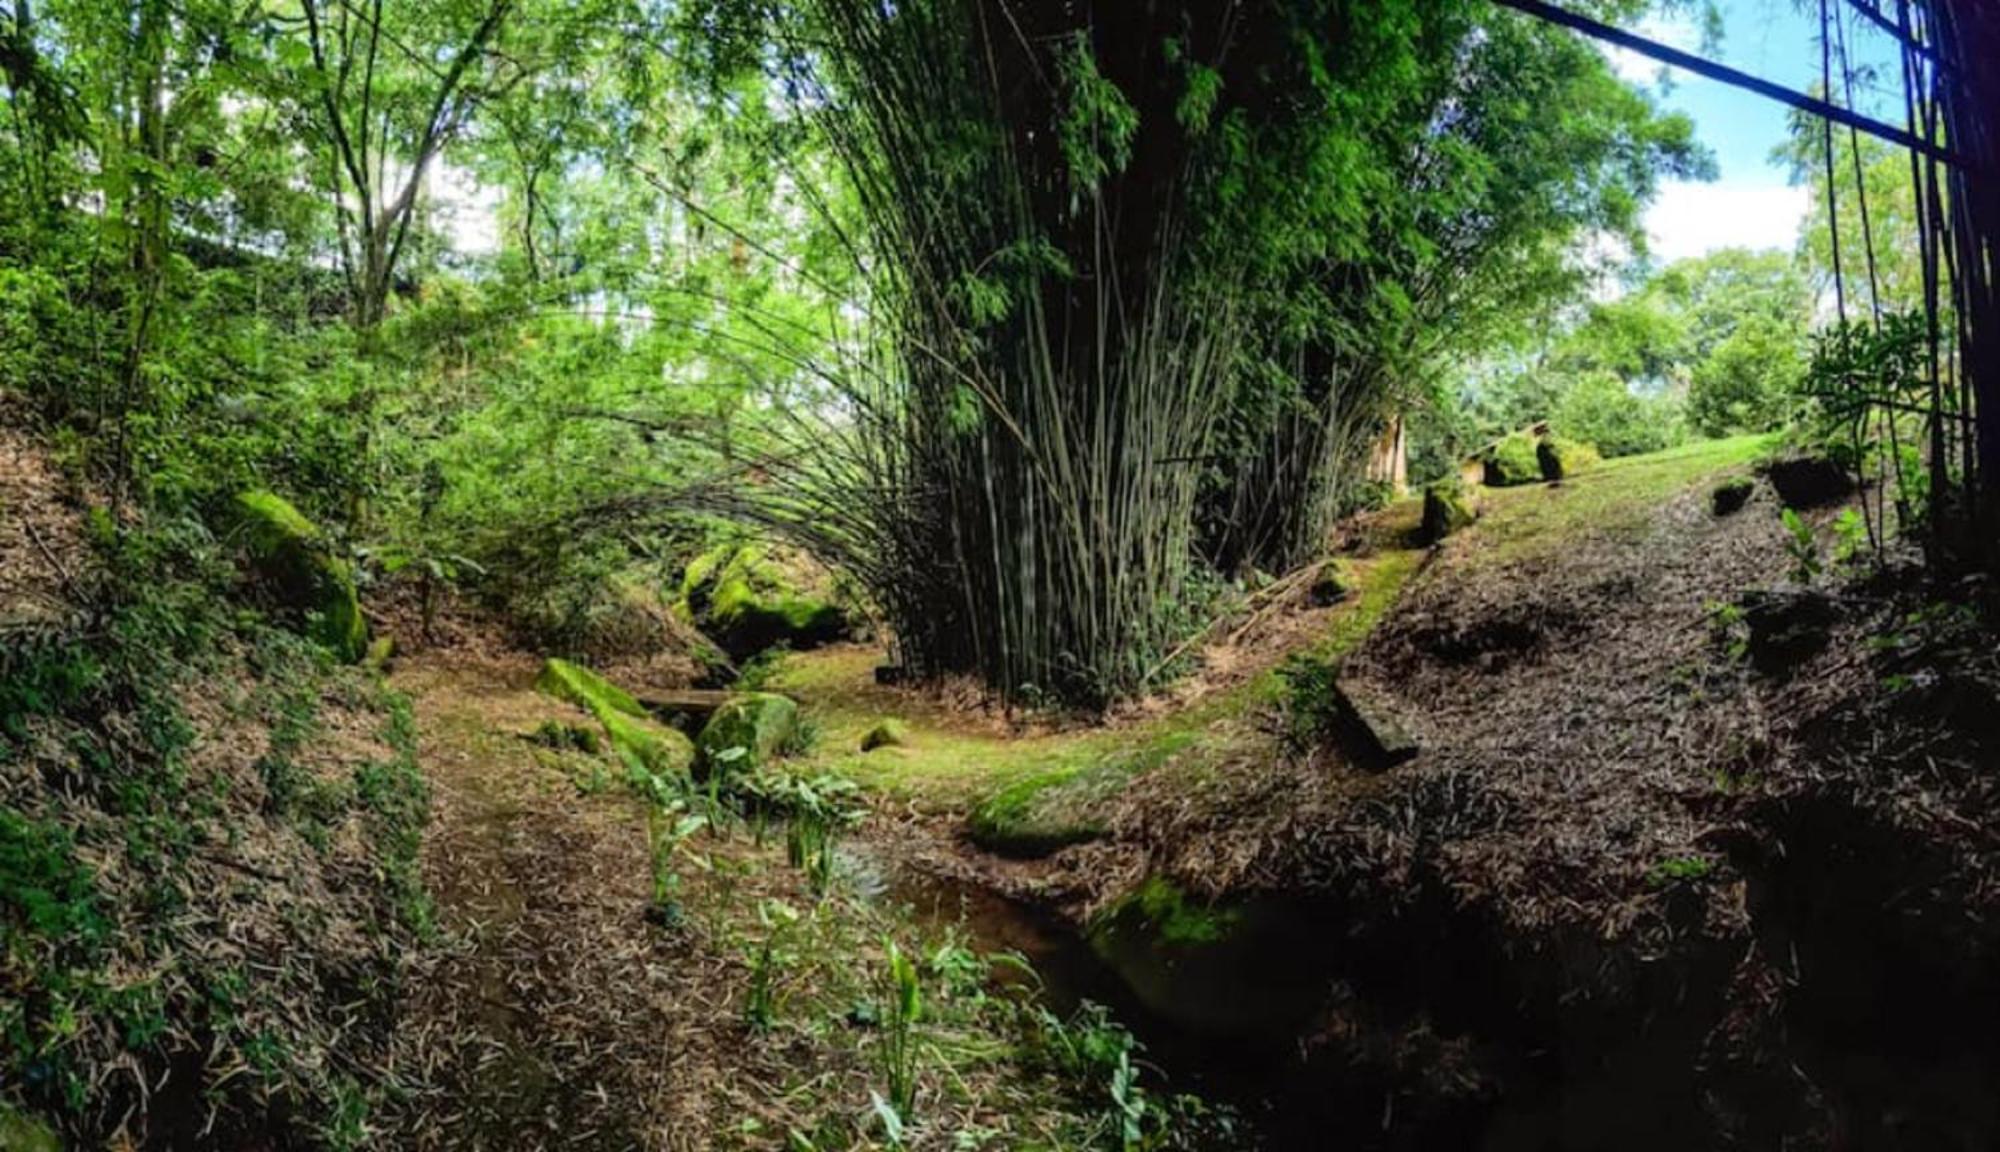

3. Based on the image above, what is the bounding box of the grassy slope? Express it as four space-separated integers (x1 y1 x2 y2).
774 434 1775 848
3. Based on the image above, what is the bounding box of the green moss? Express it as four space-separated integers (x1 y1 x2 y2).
696 692 800 777
1484 433 1544 487
860 718 909 751
1536 435 1600 481
234 490 368 662
1473 433 1776 567
677 543 850 661
535 658 647 719
967 768 1107 856
603 709 696 777
534 658 692 776
1421 481 1476 544
1106 875 1242 947
0 1101 60 1152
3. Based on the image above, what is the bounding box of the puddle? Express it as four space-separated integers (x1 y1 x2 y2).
841 843 1294 1135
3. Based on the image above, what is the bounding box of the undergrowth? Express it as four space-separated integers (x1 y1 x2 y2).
0 518 428 1147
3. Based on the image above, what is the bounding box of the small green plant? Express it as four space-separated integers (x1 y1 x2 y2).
1779 507 1822 584
1649 855 1714 887
778 712 821 757
1704 598 1750 663
745 899 801 1031
1831 507 1869 569
645 802 709 927
874 939 924 1135
742 770 865 895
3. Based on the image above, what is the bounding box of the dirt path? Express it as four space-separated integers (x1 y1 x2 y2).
385 654 737 1151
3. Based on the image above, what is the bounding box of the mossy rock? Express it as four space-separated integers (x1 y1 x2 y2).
0 1103 59 1152
534 658 693 777
1483 433 1544 487
1307 558 1359 607
968 770 1105 857
602 709 696 777
1536 435 1600 481
363 635 396 672
1085 876 1324 1036
536 657 647 719
1712 476 1756 516
234 490 368 662
1420 482 1477 545
696 692 799 778
860 718 909 752
676 543 851 662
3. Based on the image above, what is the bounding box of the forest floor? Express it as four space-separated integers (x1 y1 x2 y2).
382 652 1143 1152
754 431 2000 1147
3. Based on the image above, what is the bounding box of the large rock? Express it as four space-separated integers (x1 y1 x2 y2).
1761 455 1855 509
1483 433 1544 487
1331 678 1418 769
696 692 799 778
1536 435 1600 482
676 543 851 662
535 658 694 776
1085 876 1323 1037
234 490 367 662
1420 482 1477 545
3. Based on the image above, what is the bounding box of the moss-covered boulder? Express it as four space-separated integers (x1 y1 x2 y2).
860 718 909 752
1712 476 1756 516
234 490 367 662
535 658 694 777
1483 433 1544 487
1420 482 1477 545
696 692 799 778
0 1102 60 1152
537 657 646 718
675 543 851 662
1307 558 1358 607
1086 876 1323 1036
1536 435 1600 481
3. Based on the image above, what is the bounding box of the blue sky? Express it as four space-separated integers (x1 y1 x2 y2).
1621 0 1904 262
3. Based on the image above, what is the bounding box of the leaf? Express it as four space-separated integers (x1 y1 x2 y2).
869 1091 905 1144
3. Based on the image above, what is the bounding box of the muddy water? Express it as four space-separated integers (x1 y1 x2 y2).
840 844 1293 1134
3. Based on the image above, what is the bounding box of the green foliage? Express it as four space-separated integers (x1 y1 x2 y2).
1781 508 1823 585
1688 317 1804 437
0 812 108 957
645 802 709 925
1553 371 1687 459
1648 855 1714 886
875 939 924 1130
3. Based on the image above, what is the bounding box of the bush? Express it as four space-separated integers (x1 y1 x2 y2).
1554 371 1687 458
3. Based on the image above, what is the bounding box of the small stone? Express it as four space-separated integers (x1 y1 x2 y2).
860 719 909 751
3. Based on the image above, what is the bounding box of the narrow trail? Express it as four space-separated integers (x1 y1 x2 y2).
385 655 734 1152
